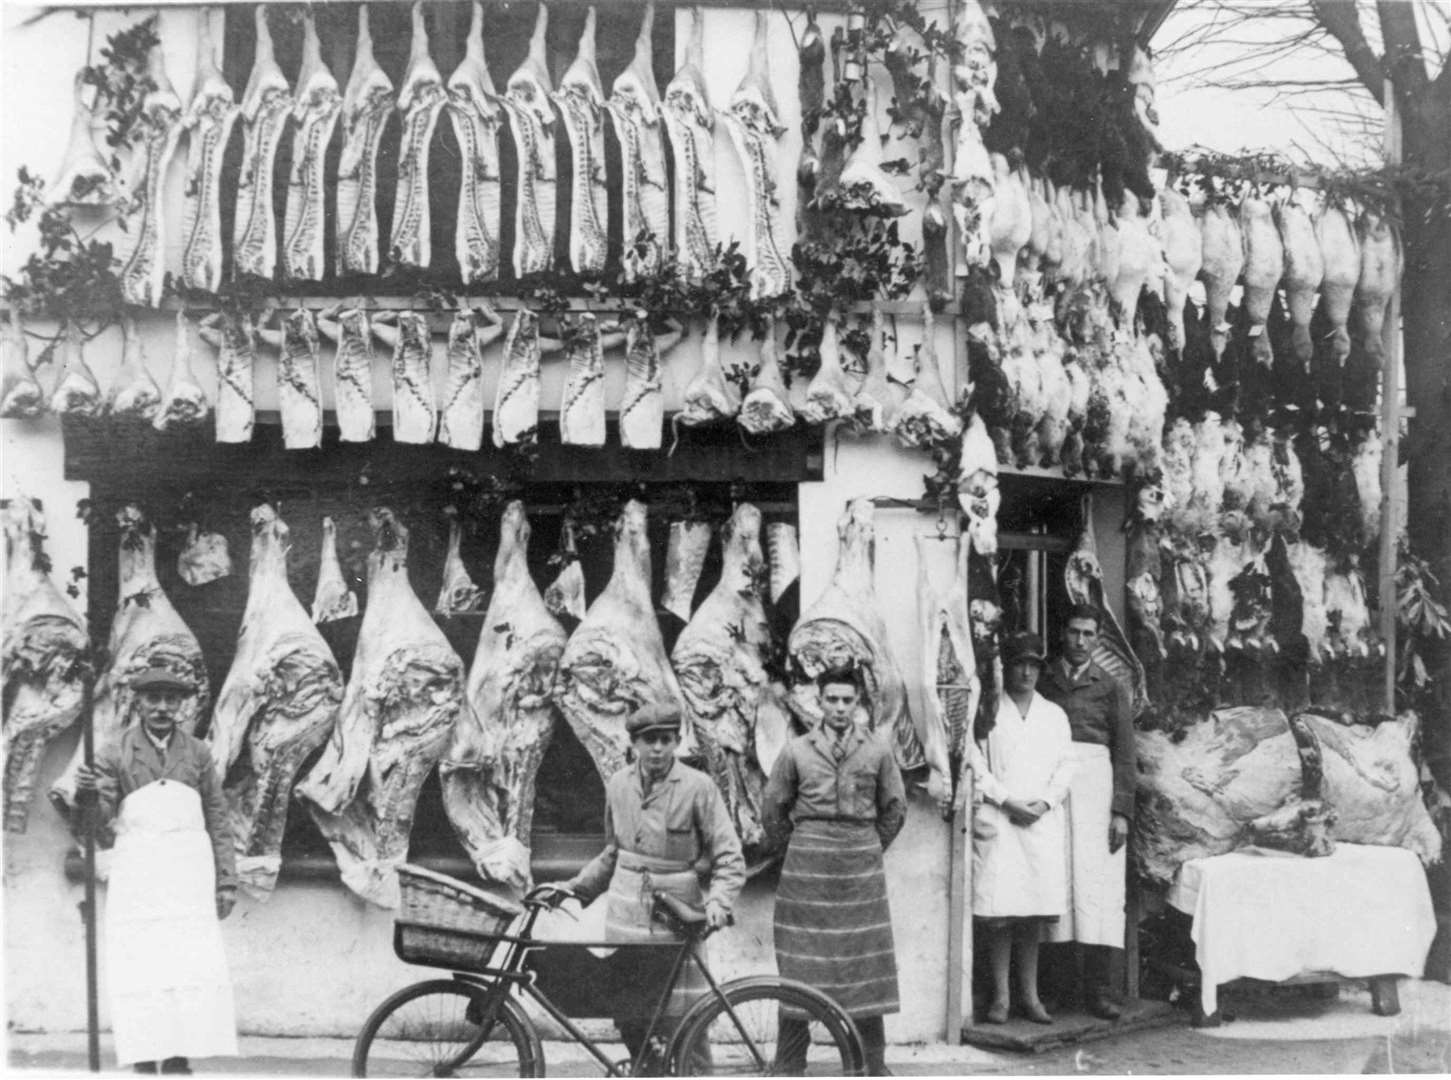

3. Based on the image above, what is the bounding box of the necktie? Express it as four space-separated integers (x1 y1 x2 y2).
833 732 848 763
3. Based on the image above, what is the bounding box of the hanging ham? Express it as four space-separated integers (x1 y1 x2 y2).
739 318 796 435
46 71 116 208
50 507 209 816
788 498 923 770
295 510 465 908
108 314 162 421
556 500 687 781
48 322 103 419
802 318 854 426
442 501 567 890
3 498 89 833
154 311 211 432
312 516 359 624
675 315 741 433
208 505 343 899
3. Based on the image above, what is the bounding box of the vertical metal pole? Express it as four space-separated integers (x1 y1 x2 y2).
76 674 100 1072
1379 80 1402 715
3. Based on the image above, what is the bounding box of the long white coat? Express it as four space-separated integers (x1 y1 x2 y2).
970 692 1076 918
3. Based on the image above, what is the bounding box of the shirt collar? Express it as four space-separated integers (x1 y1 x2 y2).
634 758 680 797
142 724 174 755
809 722 861 756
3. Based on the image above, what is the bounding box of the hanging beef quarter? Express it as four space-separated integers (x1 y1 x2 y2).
673 504 791 849
295 510 465 908
788 498 922 770
2 498 89 833
50 507 209 817
207 505 343 900
556 500 688 782
443 501 567 891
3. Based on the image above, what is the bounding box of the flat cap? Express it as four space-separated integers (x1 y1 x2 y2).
129 666 196 692
626 703 683 738
1003 631 1047 665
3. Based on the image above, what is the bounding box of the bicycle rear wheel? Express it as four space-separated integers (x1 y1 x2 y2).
352 978 543 1077
668 976 866 1076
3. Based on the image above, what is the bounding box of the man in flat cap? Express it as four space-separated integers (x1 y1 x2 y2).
554 702 745 1064
764 666 907 1076
75 667 238 1075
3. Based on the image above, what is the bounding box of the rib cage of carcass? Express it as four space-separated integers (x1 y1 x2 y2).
295 509 464 909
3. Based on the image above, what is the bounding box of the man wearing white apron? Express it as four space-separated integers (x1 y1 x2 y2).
76 667 238 1075
1039 605 1136 1021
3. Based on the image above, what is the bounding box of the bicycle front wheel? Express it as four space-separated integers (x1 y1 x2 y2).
351 978 544 1077
669 976 866 1076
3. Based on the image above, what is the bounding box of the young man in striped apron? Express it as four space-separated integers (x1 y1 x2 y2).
764 667 907 1077
561 703 745 1065
1038 605 1135 1020
74 667 238 1075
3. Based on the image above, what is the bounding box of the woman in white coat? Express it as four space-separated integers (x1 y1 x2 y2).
971 632 1076 1024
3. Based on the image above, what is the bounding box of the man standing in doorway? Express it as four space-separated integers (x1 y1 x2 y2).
1039 604 1136 1020
764 667 907 1077
74 667 238 1075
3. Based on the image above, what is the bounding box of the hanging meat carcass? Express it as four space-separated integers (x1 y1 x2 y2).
1159 187 1203 356
556 500 687 781
378 312 436 445
739 318 796 436
233 6 291 281
447 0 503 285
199 309 260 444
282 13 340 282
503 4 558 278
277 308 324 450
559 314 607 448
661 520 711 625
619 314 679 451
788 498 923 770
154 311 211 432
1315 203 1360 366
295 510 465 908
207 505 343 899
442 501 567 891
3 498 89 833
48 322 103 419
493 309 544 448
317 304 377 444
915 534 980 814
390 1 446 271
1065 507 1148 715
673 504 790 849
312 516 359 624
439 306 494 453
675 315 741 433
1286 541 1330 663
435 511 486 617
544 518 586 625
50 507 209 816
120 43 184 307
181 14 240 291
1354 210 1401 367
958 410 1000 555
1275 196 1324 369
46 71 116 208
336 5 394 277
1198 201 1244 364
1111 197 1156 326
802 318 854 426
109 314 162 421
554 8 609 275
986 155 1031 290
1351 429 1383 547
722 10 791 299
608 3 668 280
1 315 44 420
1239 191 1284 367
177 524 231 587
662 6 717 281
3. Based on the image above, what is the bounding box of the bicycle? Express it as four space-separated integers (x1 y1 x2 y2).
352 864 867 1077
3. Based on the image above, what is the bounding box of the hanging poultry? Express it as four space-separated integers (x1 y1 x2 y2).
1315 203 1360 366
673 503 789 849
608 3 669 280
2 498 89 833
1198 200 1244 364
890 305 961 450
502 4 558 278
788 498 923 770
1275 196 1324 369
233 5 292 281
442 501 567 891
1159 187 1203 356
207 505 343 899
295 509 465 908
554 8 609 275
336 5 395 277
390 1 446 271
1239 190 1285 367
1354 210 1402 368
722 10 791 299
120 43 184 307
556 500 688 781
447 0 503 285
181 13 240 291
282 13 340 282
50 507 209 817
662 6 718 281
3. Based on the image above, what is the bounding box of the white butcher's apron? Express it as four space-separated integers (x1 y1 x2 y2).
104 780 238 1065
1048 744 1126 947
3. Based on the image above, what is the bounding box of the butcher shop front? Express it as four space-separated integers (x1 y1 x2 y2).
3 0 1444 1063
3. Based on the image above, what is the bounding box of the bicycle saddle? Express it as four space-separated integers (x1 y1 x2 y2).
652 892 707 928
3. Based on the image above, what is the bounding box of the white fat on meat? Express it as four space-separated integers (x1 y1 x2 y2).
662 7 717 281
335 6 394 276
554 8 609 275
438 308 488 452
177 524 232 587
890 305 961 450
199 310 259 444
47 71 116 209
181 17 240 291
675 316 741 431
385 312 437 445
619 314 677 451
311 516 359 624
447 0 504 285
739 317 796 435
802 318 854 425
559 315 607 448
390 2 446 271
282 14 340 282
661 521 711 624
493 310 543 448
543 519 586 623
120 43 184 307
318 305 377 444
502 5 558 278
608 3 669 280
277 309 324 449
435 512 486 616
232 6 292 282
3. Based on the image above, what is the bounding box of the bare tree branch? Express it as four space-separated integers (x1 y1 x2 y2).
1310 0 1388 99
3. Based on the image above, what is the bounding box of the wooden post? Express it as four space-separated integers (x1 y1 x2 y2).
1379 80 1402 715
76 674 100 1072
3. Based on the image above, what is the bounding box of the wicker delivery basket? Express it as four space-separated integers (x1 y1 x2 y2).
394 864 524 972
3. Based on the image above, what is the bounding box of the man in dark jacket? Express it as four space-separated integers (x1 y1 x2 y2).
1038 605 1135 1020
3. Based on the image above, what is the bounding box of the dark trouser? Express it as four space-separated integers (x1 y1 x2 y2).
131 1059 189 1075
777 1014 888 1076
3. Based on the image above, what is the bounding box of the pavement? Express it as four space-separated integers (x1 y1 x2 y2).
7 979 1449 1076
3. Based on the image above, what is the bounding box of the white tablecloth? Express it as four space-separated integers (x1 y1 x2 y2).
1168 844 1436 1016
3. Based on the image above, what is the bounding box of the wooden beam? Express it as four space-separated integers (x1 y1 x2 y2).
1379 79 1403 715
